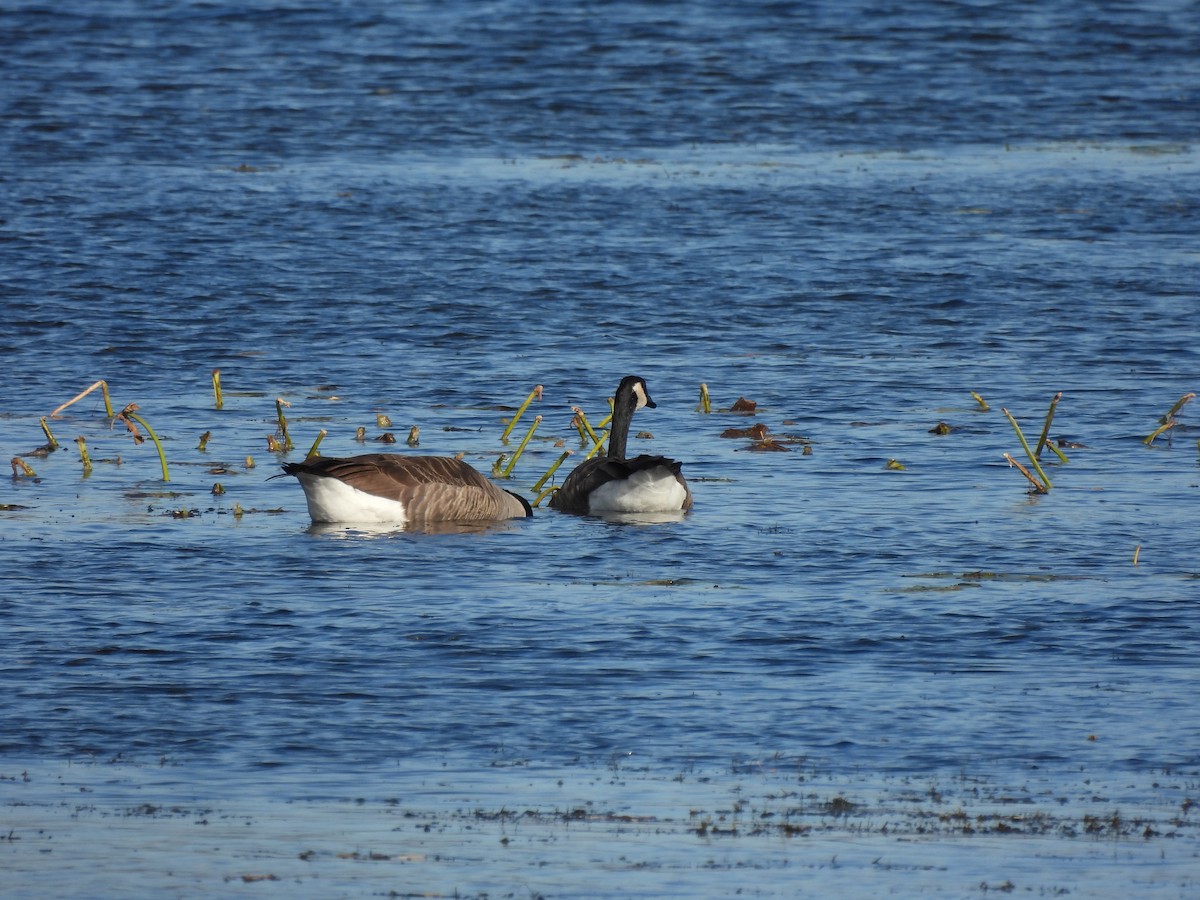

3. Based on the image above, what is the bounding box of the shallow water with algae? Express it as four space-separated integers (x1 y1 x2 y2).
2 1 1200 896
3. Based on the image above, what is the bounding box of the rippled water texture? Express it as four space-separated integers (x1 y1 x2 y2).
2 1 1199 896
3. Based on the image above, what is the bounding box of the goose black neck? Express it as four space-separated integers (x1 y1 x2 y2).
607 390 635 459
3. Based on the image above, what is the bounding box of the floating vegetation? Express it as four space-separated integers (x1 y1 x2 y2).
197 430 212 452
970 390 990 411
929 421 952 435
885 458 905 470
726 396 757 415
375 413 391 429
406 425 420 447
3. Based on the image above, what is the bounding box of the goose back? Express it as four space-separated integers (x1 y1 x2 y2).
281 454 532 524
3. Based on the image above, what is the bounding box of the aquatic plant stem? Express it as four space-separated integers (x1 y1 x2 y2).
531 450 572 493
39 417 59 450
306 429 327 458
1142 420 1176 446
571 407 601 445
1003 452 1048 494
502 415 541 477
212 369 224 410
51 380 114 419
1160 392 1195 424
75 436 93 476
11 457 36 477
698 383 712 414
275 398 294 452
1033 391 1062 458
120 405 170 481
970 391 990 412
500 385 543 442
1001 407 1052 490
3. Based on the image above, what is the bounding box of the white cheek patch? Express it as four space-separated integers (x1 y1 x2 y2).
632 382 649 409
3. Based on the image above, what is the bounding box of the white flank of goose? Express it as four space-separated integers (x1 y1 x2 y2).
280 454 532 525
549 375 692 515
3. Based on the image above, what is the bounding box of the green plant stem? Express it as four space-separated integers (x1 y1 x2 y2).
275 398 293 451
502 415 541 477
698 383 712 414
1002 407 1052 490
500 385 543 442
531 450 572 493
970 391 990 412
1160 392 1195 425
75 436 93 476
1143 420 1176 446
124 409 170 481
572 407 601 445
306 429 327 458
212 369 224 410
1034 392 1062 459
40 417 58 450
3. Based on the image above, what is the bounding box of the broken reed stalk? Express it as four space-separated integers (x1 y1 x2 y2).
1001 407 1052 490
1003 452 1048 494
212 369 224 410
75 436 93 475
51 380 114 419
1033 392 1062 459
197 430 212 452
583 433 607 460
1159 392 1195 425
501 415 541 478
970 391 990 412
500 384 543 443
120 405 170 481
531 450 572 494
1143 420 1176 446
275 398 294 451
306 429 327 458
406 425 420 447
39 417 59 450
698 383 712 414
571 406 601 445
533 485 559 508
11 457 36 477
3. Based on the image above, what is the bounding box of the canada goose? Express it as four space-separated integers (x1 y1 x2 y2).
549 375 692 515
280 454 532 525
